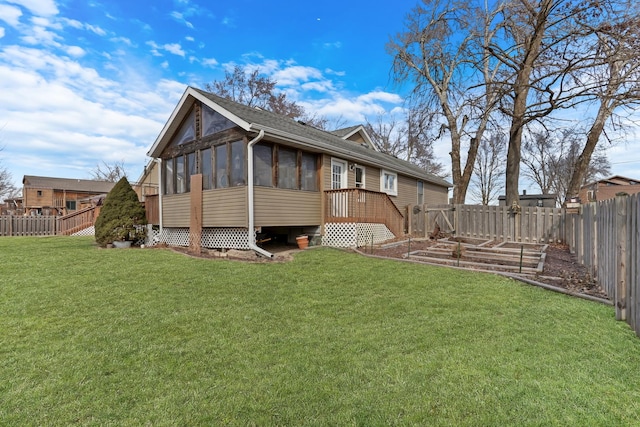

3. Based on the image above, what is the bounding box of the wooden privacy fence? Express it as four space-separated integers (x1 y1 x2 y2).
569 194 640 336
0 215 58 236
408 204 565 243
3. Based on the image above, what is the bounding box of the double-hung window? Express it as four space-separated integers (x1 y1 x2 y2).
381 170 398 196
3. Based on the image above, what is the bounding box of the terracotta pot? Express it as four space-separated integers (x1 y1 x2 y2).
296 235 309 249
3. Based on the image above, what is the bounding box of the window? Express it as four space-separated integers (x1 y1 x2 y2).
175 155 186 193
172 109 196 146
202 104 235 137
66 200 76 211
278 147 297 189
215 144 228 188
417 181 424 205
253 144 273 186
37 190 42 197
301 152 317 191
381 170 398 196
186 152 196 191
230 140 245 186
164 159 175 195
201 148 213 190
355 166 365 188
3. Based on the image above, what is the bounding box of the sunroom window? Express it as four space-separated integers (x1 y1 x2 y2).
301 152 317 191
278 147 297 189
253 144 273 187
175 155 186 193
230 140 245 186
215 144 228 188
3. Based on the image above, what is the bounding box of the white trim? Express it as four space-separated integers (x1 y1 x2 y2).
380 169 398 196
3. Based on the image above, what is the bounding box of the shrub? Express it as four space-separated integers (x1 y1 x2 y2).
94 177 147 246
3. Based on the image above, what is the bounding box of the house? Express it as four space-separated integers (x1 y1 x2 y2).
22 175 116 216
578 175 640 203
0 196 23 215
145 86 451 256
132 159 160 201
498 190 557 208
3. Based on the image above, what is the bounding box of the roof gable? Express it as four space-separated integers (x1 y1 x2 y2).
331 125 379 151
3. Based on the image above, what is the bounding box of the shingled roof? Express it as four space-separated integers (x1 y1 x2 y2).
150 87 451 188
22 176 116 193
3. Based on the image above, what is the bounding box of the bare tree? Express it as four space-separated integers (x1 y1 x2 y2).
564 9 640 200
205 65 328 129
388 0 502 203
522 128 610 205
471 132 506 205
90 160 128 182
0 147 18 203
485 0 634 207
364 108 445 177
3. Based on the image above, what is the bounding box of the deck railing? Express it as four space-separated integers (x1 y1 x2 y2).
57 206 100 235
324 188 404 237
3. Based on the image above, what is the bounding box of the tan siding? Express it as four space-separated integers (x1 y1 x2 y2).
394 174 418 212
363 165 380 192
255 188 322 226
202 187 247 227
423 183 448 205
162 193 191 227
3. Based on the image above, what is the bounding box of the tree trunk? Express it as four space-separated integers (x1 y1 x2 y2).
565 102 610 202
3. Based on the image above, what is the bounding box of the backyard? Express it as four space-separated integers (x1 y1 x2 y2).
1 236 640 426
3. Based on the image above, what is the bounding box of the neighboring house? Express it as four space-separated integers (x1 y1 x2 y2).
498 190 557 208
133 159 160 200
578 175 640 203
1 197 23 215
22 176 116 216
146 86 451 255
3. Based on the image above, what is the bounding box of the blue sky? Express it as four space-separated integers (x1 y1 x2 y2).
0 0 638 196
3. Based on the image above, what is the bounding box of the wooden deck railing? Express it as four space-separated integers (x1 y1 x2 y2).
57 205 101 235
324 188 405 237
144 194 160 225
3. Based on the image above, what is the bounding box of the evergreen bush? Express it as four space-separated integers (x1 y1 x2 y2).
94 177 147 246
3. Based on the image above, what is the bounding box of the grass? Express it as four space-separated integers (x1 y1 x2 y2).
1 236 640 426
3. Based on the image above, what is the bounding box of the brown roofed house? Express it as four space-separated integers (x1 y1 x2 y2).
578 175 640 203
22 175 116 216
145 86 451 255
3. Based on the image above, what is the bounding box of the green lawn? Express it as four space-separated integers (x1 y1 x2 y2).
1 236 639 426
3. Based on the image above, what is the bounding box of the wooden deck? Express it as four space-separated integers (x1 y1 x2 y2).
324 188 404 237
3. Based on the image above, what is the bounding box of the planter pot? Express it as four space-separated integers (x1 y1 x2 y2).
113 240 132 249
296 235 309 250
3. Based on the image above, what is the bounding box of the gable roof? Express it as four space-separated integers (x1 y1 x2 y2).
330 125 379 150
23 175 116 193
147 86 451 188
582 175 640 188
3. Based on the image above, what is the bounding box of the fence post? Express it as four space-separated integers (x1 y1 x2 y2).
616 194 628 321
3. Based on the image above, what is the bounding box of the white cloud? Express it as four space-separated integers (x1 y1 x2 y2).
0 44 184 184
0 28 5 38
0 4 23 27
201 58 218 67
5 0 59 17
163 43 185 57
66 45 85 57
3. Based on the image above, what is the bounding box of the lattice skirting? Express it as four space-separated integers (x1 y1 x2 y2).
152 227 251 249
72 226 95 237
322 223 395 248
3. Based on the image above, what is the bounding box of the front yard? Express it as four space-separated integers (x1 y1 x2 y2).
1 236 639 426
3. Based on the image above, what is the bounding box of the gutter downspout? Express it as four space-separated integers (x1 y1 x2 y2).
247 129 274 258
155 158 163 233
